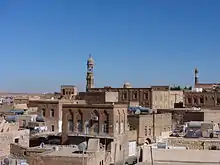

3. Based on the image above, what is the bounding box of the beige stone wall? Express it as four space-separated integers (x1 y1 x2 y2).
203 109 220 122
128 113 172 144
28 151 106 165
167 138 220 150
169 90 184 108
143 146 220 163
0 129 29 155
152 91 169 109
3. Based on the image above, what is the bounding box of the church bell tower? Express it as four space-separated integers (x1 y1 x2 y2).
86 54 94 91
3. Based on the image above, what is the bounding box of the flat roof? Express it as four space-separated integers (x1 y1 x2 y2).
41 146 95 157
63 103 127 109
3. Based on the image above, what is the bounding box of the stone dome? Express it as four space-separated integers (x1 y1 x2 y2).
123 82 132 88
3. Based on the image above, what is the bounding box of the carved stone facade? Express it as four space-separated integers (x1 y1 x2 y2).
61 85 78 100
61 104 128 164
88 87 152 107
128 113 172 145
184 91 220 109
28 99 84 133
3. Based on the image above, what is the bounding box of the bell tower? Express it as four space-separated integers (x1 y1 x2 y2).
86 54 94 91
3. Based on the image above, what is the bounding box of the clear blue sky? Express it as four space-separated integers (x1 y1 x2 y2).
0 0 220 92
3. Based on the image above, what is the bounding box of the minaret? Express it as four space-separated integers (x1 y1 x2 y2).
194 68 199 85
86 54 94 91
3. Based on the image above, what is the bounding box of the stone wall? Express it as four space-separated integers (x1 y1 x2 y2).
143 146 220 163
128 113 172 144
167 137 220 150
0 129 29 155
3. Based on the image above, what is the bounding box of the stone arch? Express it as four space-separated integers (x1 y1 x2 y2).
145 138 152 144
76 109 83 132
102 110 109 134
91 110 99 133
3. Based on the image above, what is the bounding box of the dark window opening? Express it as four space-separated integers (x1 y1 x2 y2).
51 125 54 132
41 108 46 117
194 98 197 104
188 98 192 104
62 89 65 95
68 120 73 132
14 138 19 143
144 93 148 100
217 97 220 105
123 93 127 100
133 93 137 99
200 97 204 104
50 109 55 117
144 126 148 136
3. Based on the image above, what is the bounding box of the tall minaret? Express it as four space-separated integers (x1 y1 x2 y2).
86 54 94 91
194 68 199 85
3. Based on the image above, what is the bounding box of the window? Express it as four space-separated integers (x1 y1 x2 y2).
145 126 148 136
123 93 127 100
217 97 220 105
148 128 151 136
62 89 65 95
120 145 122 151
188 97 192 104
194 98 197 104
50 109 55 117
116 121 119 134
120 121 124 133
200 97 204 104
14 138 19 143
94 123 99 134
144 93 148 100
102 121 108 133
68 120 73 132
41 108 46 117
77 120 83 132
133 93 137 99
51 125 54 132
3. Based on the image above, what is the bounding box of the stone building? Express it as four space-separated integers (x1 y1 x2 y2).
28 99 85 133
151 86 170 109
61 85 78 100
11 139 107 165
61 103 128 164
184 90 220 109
184 68 220 109
0 117 29 156
169 90 184 108
77 91 119 104
128 113 172 145
84 55 183 109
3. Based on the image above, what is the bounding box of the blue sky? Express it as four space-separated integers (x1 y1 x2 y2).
0 0 220 92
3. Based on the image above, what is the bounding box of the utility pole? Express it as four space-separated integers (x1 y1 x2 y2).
152 110 155 142
150 146 154 165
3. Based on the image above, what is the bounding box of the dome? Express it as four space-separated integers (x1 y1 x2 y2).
123 82 132 88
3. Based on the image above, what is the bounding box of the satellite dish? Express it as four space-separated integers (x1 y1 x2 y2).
135 109 141 115
3 158 9 165
78 141 87 152
40 142 45 148
36 115 45 122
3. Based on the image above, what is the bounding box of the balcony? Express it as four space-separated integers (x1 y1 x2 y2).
68 131 114 139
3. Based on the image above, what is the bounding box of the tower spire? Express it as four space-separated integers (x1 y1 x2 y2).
86 54 94 91
194 68 199 85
